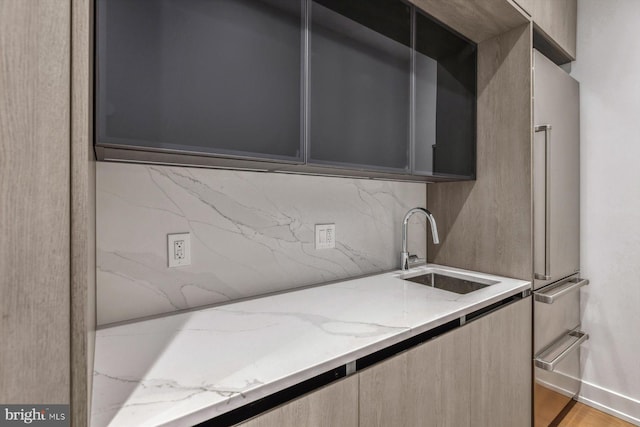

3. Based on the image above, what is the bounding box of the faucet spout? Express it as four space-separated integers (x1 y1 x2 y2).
401 207 439 270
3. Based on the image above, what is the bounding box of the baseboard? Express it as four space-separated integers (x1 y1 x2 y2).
578 380 640 426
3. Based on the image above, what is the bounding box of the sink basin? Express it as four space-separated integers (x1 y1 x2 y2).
403 271 497 294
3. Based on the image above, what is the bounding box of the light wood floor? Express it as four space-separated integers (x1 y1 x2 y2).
557 401 635 427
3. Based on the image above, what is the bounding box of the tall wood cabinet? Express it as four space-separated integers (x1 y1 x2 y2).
428 24 533 281
0 1 96 425
0 0 71 404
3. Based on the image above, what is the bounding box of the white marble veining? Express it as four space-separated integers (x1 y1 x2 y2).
97 163 427 325
91 264 530 427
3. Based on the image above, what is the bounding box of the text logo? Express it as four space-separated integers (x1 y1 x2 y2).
0 405 68 427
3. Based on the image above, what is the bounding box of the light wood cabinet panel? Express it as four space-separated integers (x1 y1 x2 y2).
469 297 532 427
427 24 533 281
406 327 472 427
432 327 472 427
534 0 577 60
236 376 358 427
517 0 577 59
0 0 71 403
359 351 411 426
359 326 471 427
409 0 529 43
71 0 96 424
360 299 531 427
513 0 534 15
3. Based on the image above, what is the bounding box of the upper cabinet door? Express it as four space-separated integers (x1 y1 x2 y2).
414 11 476 178
309 0 412 172
96 0 478 181
520 0 577 61
97 0 304 162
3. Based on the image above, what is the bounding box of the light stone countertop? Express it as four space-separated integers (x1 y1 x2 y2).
91 264 530 427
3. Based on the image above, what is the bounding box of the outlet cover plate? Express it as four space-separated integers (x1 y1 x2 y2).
168 233 191 267
315 224 335 250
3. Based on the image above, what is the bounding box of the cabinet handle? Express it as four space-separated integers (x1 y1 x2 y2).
535 329 588 372
534 124 552 281
534 277 589 304
534 125 551 280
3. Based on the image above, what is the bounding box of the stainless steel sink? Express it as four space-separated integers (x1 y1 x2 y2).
403 272 496 294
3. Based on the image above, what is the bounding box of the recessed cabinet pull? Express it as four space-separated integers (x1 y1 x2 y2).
533 277 589 304
535 330 588 372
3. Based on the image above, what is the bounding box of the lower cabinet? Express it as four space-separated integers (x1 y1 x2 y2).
235 375 358 427
359 320 471 426
468 297 532 427
359 297 532 427
236 297 531 427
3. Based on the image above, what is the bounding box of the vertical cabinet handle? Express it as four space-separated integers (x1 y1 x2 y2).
534 125 552 281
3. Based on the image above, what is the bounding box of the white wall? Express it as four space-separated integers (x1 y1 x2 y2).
571 1 640 423
97 163 426 325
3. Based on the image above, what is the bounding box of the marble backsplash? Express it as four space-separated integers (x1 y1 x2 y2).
97 162 427 325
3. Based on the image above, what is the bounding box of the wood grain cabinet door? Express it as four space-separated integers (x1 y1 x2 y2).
360 298 531 427
359 325 472 427
468 297 532 427
236 375 358 427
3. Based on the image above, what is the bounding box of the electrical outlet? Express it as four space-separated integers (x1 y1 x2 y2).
174 240 185 260
315 224 336 250
168 233 191 267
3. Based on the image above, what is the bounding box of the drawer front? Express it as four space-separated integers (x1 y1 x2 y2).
533 275 583 353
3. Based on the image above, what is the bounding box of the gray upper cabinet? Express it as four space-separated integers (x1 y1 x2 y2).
414 10 476 178
309 0 411 172
97 0 304 162
96 0 477 181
